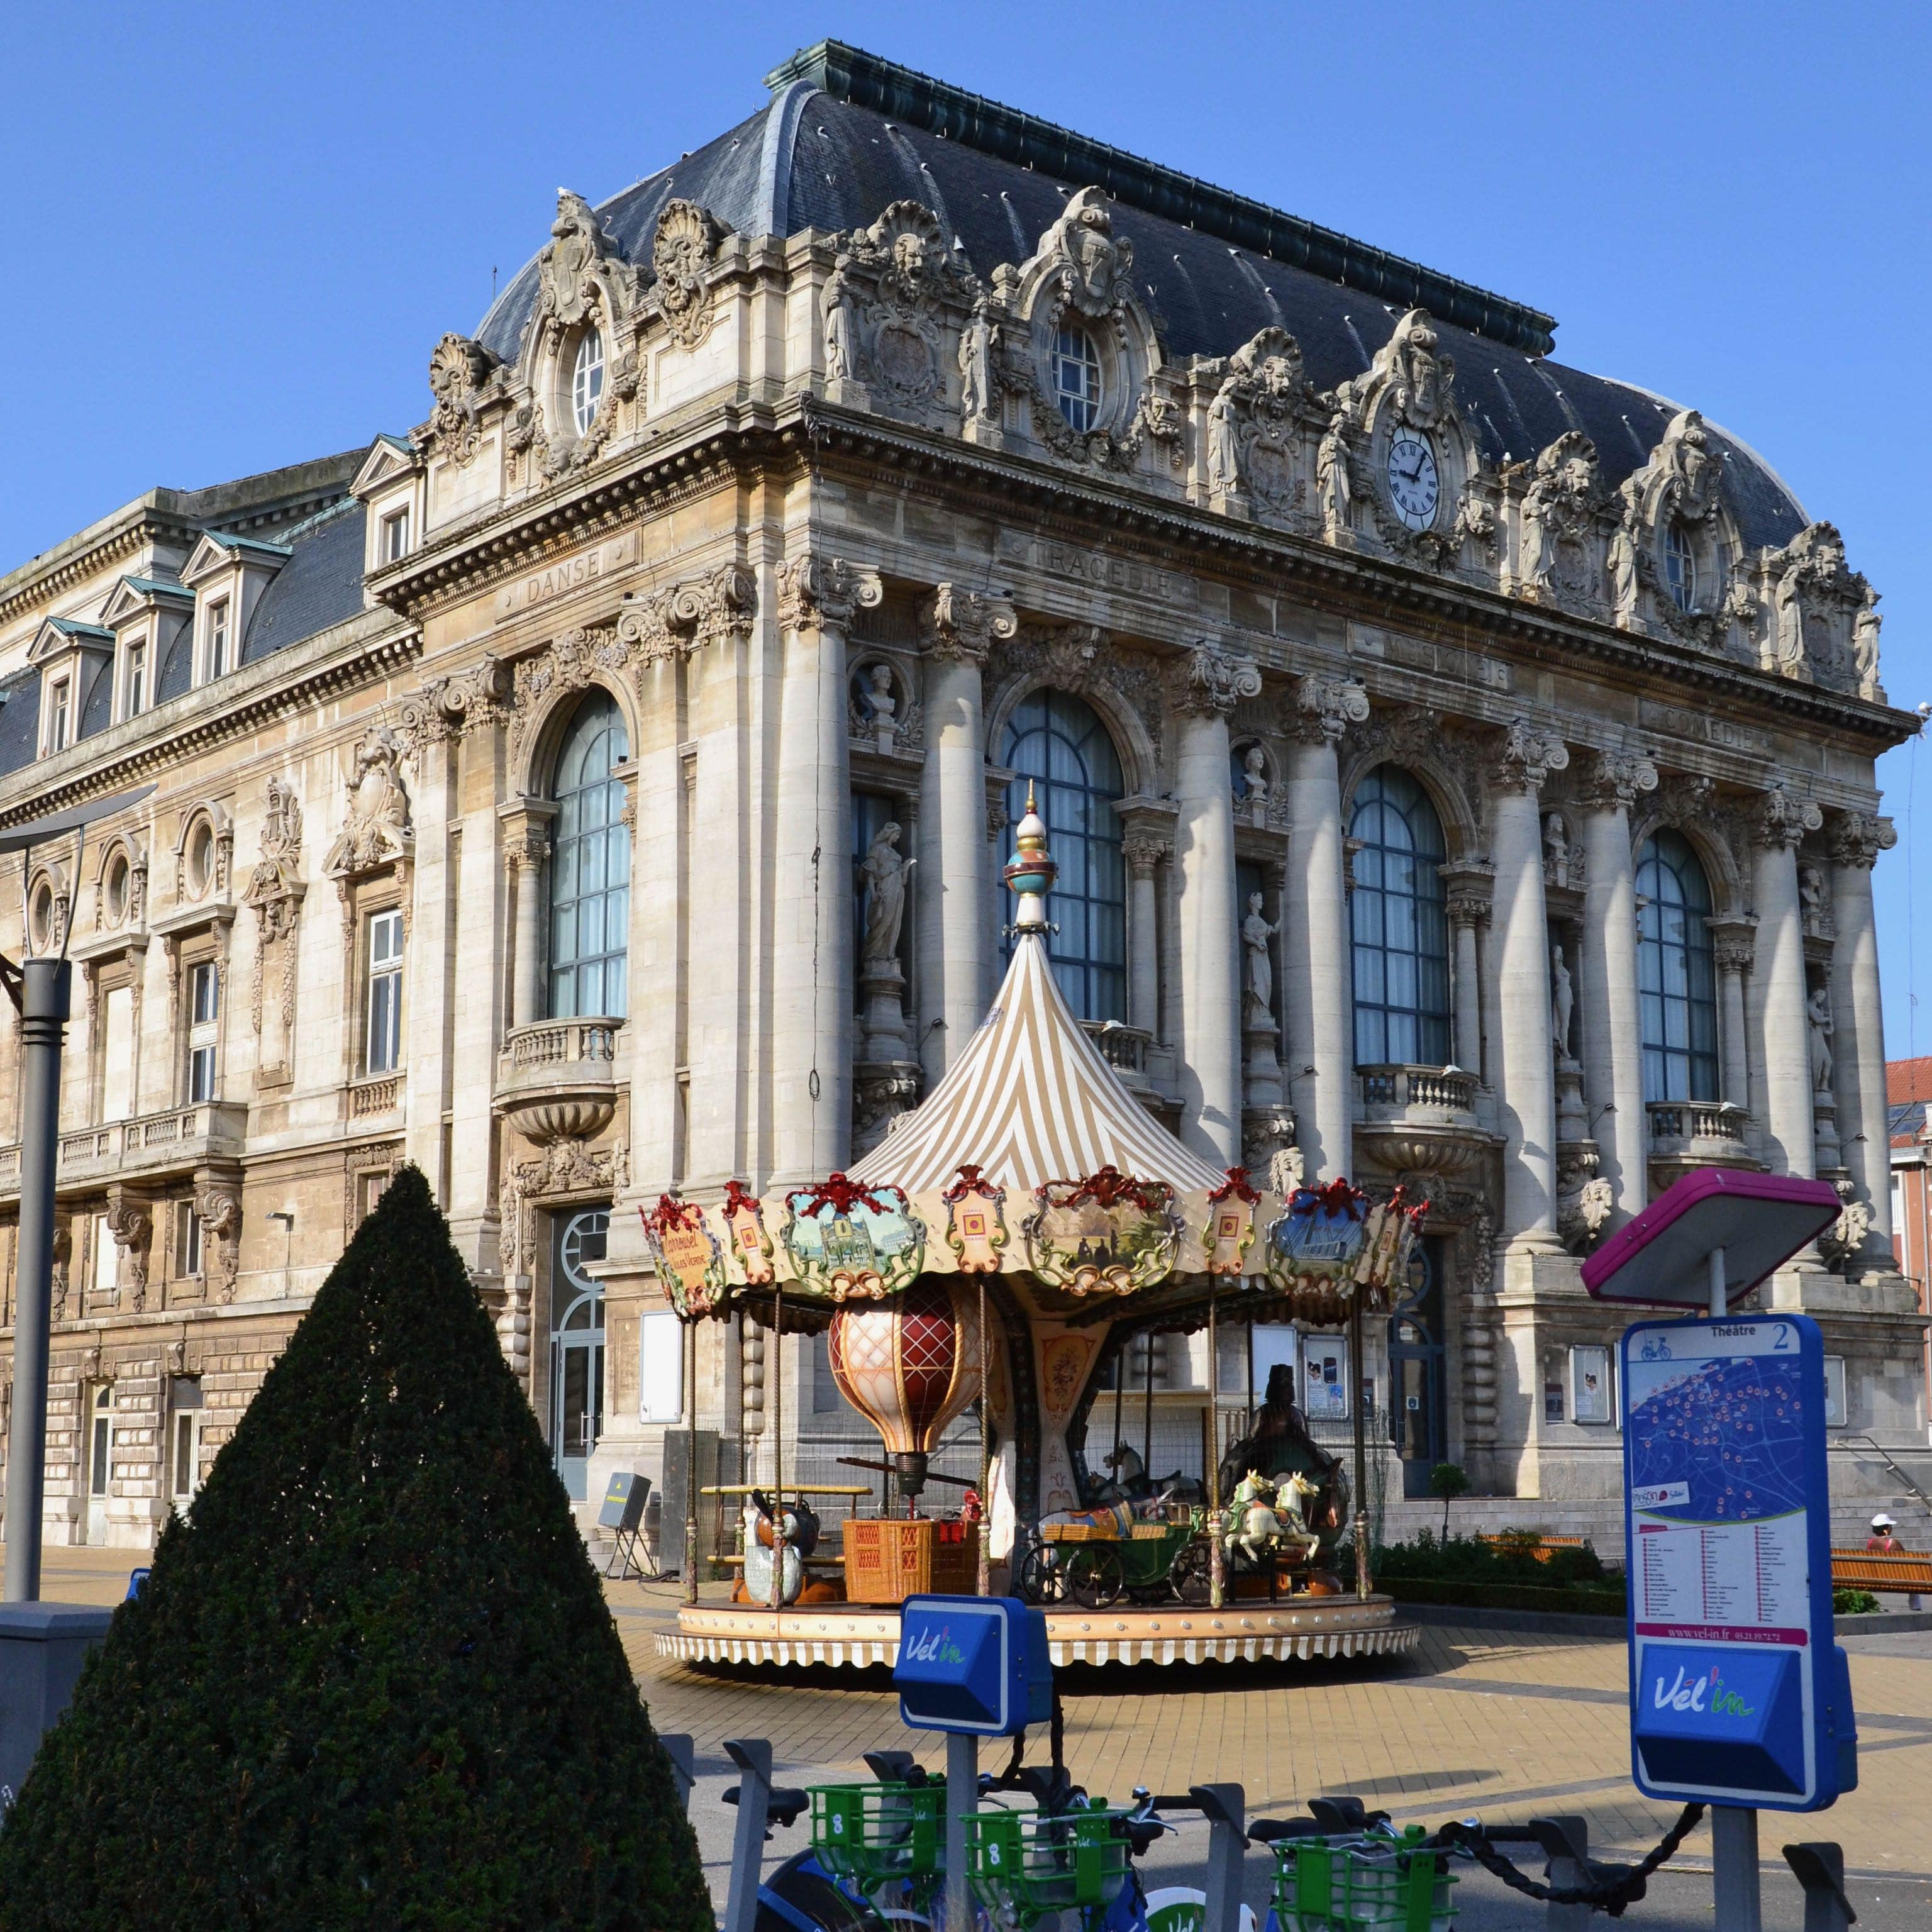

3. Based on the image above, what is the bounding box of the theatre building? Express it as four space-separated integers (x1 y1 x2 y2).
0 42 1921 1555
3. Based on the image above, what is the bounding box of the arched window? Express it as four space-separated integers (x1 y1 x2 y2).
1001 690 1126 1021
1350 766 1451 1067
571 328 605 436
548 692 630 1019
1663 523 1696 612
1052 326 1102 431
1636 830 1718 1102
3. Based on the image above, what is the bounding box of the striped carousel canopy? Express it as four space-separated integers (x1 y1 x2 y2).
850 929 1225 1198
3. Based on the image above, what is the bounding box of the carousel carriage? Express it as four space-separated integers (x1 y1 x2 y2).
643 789 1426 1665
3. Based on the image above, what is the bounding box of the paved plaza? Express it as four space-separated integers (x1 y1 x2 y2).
38 1548 1932 1926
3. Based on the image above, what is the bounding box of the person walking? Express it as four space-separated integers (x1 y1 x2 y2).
1868 1512 1923 1609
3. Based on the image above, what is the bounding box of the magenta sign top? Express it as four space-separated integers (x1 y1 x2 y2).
1580 1168 1842 1309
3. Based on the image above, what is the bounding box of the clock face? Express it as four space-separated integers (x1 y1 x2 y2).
1386 433 1440 531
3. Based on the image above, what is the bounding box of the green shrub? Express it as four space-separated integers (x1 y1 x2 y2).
1834 1588 1881 1616
0 1167 711 1932
1365 1529 1611 1589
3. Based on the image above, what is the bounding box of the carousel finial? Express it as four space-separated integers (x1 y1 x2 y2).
1003 780 1056 930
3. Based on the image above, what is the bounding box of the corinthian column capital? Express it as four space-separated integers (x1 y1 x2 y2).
1576 747 1659 813
777 555 882 633
1169 643 1262 718
1289 671 1371 745
1755 781 1823 850
1490 718 1570 795
1828 809 1897 871
919 584 1016 664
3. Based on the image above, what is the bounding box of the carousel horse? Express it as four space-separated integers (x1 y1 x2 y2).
1274 1472 1324 1560
739 1493 806 1606
1217 1362 1347 1543
1223 1470 1289 1568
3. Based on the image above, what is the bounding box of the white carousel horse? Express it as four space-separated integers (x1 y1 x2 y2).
741 1495 804 1605
1222 1470 1286 1567
1274 1472 1324 1560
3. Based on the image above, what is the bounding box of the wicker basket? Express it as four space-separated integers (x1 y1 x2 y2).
847 1518 980 1604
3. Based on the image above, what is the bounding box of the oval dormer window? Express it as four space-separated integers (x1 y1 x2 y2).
187 821 216 899
571 328 606 436
28 881 53 954
1663 523 1696 613
104 853 130 926
1052 326 1102 432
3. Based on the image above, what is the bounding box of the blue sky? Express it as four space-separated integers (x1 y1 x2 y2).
4 3 1928 1052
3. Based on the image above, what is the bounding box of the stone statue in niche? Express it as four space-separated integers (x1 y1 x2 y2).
858 823 909 964
822 259 858 383
1550 943 1575 1059
1807 985 1834 1093
1607 479 1644 629
1241 892 1279 1026
1799 863 1831 938
1853 586 1882 697
1240 744 1270 811
1542 812 1570 889
1206 384 1241 499
958 289 996 421
1317 397 1353 538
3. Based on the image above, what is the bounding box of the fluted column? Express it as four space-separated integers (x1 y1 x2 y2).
1576 750 1657 1218
501 804 555 1030
772 557 879 1184
1491 721 1569 1254
916 586 1014 1087
1121 828 1170 1038
1829 810 1898 1257
1749 784 1823 1178
1170 645 1259 1165
1282 674 1367 1184
1707 919 1756 1119
1440 861 1494 1082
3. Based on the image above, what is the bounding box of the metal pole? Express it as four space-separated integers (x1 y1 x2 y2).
1350 1295 1370 1601
945 1730 977 1932
1142 1328 1155 1477
767 1286 785 1610
1111 1330 1125 1477
1208 1287 1224 1609
1711 1803 1763 1932
1245 1314 1255 1433
4 959 70 1606
684 1316 699 1606
976 1277 991 1596
1709 1245 1728 1321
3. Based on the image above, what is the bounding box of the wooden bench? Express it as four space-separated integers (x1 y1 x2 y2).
1477 1533 1588 1565
1830 1549 1932 1595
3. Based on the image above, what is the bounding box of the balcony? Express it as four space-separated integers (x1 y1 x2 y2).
496 1017 621 1145
347 1074 404 1120
1646 1099 1758 1189
0 1099 248 1199
1353 1063 1499 1181
1078 1019 1152 1082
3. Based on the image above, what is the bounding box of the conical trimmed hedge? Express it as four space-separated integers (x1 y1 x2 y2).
0 1167 711 1931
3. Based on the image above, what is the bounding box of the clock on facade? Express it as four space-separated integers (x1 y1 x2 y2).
1385 433 1440 531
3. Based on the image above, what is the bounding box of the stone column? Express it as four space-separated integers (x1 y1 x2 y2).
1489 721 1570 1256
772 557 879 1184
1707 919 1757 1116
501 802 555 1030
448 730 508 1279
916 586 1014 1087
1748 785 1823 1178
625 650 686 1198
1281 674 1367 1183
1829 811 1898 1258
1576 750 1657 1219
1440 861 1494 1081
1122 831 1168 1039
1170 645 1260 1167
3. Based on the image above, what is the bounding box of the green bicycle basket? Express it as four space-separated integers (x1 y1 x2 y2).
1270 1826 1457 1932
808 1781 945 1889
964 1800 1132 1928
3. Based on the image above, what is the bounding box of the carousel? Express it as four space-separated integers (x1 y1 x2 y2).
648 791 1424 1669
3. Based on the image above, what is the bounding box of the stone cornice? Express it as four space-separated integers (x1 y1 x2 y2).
369 391 1919 754
0 608 418 830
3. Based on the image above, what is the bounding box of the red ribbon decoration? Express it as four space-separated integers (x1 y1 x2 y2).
1052 1163 1165 1213
643 1193 704 1235
794 1170 891 1218
1209 1166 1262 1206
721 1178 762 1218
1292 1175 1368 1222
942 1163 996 1203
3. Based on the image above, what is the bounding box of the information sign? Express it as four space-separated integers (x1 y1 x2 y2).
1621 1313 1856 1811
894 1595 1052 1736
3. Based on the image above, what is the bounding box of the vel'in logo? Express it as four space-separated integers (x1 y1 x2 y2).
903 1623 967 1666
1653 1662 1753 1719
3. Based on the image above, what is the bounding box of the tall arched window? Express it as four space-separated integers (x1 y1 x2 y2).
1350 766 1451 1067
1636 830 1718 1102
549 692 630 1019
1001 690 1126 1021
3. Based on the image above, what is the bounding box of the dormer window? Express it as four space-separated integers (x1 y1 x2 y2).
206 599 230 679
1052 326 1102 431
571 329 605 435
124 640 147 719
48 679 71 753
380 506 411 563
1663 523 1696 613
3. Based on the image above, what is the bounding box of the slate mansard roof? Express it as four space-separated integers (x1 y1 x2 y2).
477 41 1807 552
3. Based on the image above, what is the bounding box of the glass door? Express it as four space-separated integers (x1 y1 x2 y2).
550 1209 608 1500
1386 1239 1446 1500
85 1384 114 1543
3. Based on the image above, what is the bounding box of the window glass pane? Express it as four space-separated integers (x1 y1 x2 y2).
1636 831 1720 1104
1348 767 1451 1069
547 693 630 1019
999 691 1126 1022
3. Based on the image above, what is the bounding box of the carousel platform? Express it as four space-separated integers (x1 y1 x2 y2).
657 1594 1418 1669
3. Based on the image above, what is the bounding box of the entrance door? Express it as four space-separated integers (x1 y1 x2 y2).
1387 1238 1446 1500
551 1209 608 1500
84 1384 114 1543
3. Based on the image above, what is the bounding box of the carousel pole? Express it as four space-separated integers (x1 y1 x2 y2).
1207 1287 1224 1609
1245 1316 1255 1432
1111 1338 1126 1477
768 1282 786 1611
1141 1329 1155 1477
976 1277 991 1596
684 1316 700 1606
1349 1293 1370 1601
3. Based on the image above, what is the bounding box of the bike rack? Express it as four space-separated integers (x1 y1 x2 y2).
660 1732 695 1815
1189 1782 1247 1932
1784 1841 1857 1932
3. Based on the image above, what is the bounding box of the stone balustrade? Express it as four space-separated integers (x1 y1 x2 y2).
0 1099 248 1199
1078 1018 1152 1079
1357 1063 1478 1114
497 1016 623 1145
